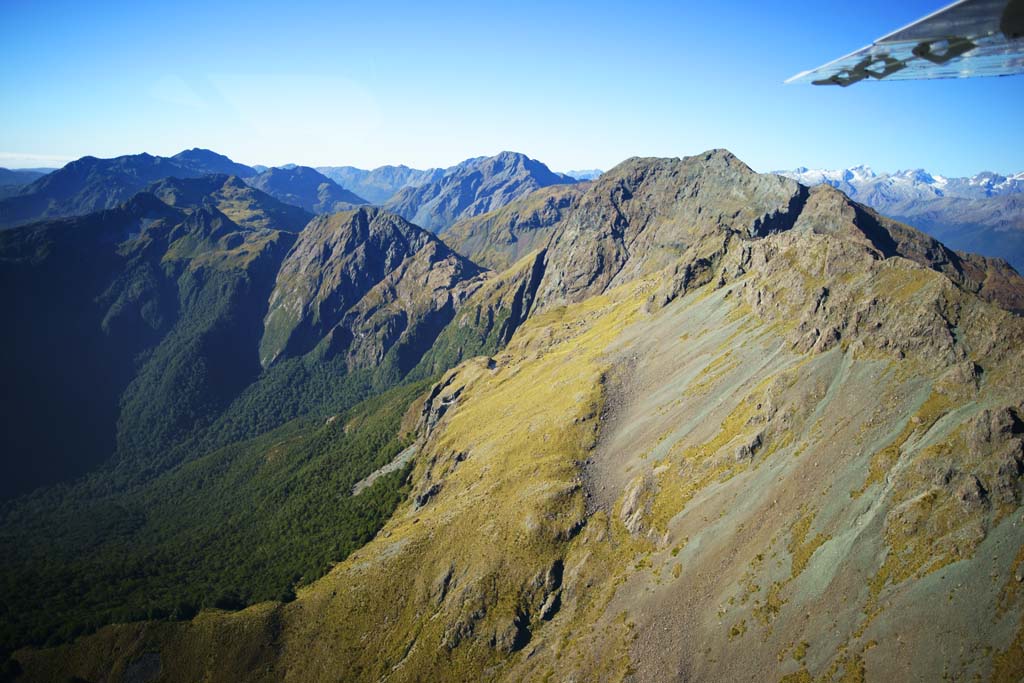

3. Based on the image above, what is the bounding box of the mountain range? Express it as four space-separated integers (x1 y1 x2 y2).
0 151 575 237
0 149 255 228
778 166 1024 272
0 169 50 199
3 149 1024 682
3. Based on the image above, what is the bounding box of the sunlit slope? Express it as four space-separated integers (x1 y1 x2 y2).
18 205 1024 681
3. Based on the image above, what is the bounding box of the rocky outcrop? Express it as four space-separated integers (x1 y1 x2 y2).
259 207 483 368
533 150 810 309
791 184 1024 314
410 249 548 379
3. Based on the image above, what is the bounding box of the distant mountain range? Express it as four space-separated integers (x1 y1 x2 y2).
383 151 577 233
777 166 1024 271
0 151 578 235
563 168 603 181
0 168 51 199
0 149 255 228
316 165 445 204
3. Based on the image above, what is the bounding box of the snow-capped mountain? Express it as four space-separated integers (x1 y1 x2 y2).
778 166 1024 205
775 166 1024 273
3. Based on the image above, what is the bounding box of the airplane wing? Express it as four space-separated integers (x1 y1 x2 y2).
787 0 1024 86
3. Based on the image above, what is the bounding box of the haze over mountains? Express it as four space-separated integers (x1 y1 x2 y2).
778 166 1024 272
5 148 1023 682
316 165 445 204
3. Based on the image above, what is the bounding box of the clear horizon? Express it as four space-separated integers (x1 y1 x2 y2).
2 0 1022 176
4 146 1023 179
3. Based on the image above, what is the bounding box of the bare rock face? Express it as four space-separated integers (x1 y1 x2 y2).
534 150 809 309
516 150 1024 316
792 184 1024 314
259 207 483 368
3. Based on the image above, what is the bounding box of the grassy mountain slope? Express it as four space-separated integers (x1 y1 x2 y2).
15 151 1024 682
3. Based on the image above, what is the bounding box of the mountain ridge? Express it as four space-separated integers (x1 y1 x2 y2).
7 149 1024 682
0 149 257 229
777 165 1024 273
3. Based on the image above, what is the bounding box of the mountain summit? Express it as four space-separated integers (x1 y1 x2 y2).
384 151 577 233
246 166 369 214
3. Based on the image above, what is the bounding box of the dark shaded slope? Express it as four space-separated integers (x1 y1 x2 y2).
0 195 296 497
147 174 312 232
0 149 255 228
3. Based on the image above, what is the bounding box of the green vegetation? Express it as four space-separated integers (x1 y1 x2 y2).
0 186 535 663
0 380 429 656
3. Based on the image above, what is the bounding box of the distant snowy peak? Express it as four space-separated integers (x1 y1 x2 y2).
776 166 1024 201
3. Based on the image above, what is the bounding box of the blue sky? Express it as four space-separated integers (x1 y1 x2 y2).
1 0 1021 175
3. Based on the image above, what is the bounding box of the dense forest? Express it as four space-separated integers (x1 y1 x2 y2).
0 380 430 656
